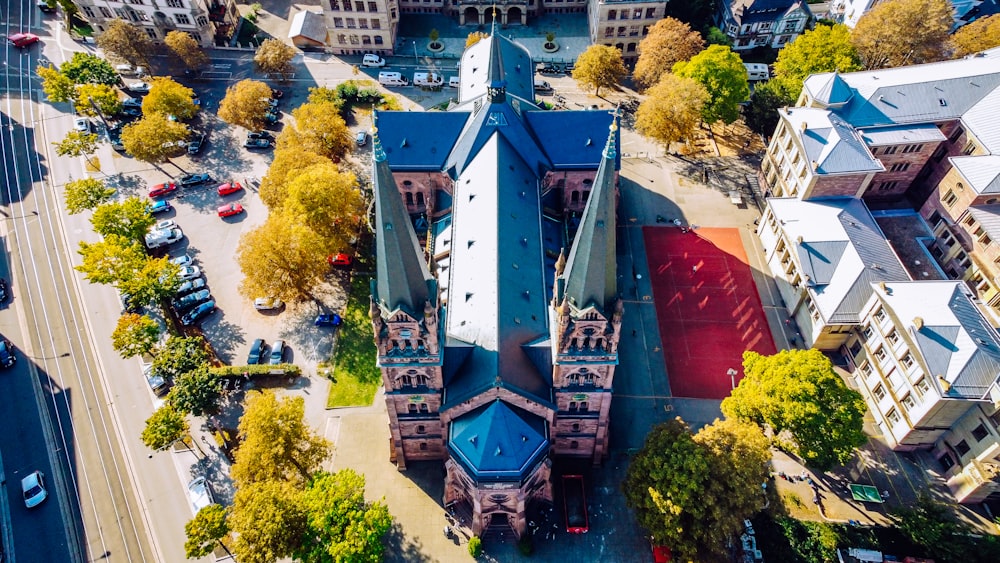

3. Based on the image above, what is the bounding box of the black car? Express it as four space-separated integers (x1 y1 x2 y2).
0 339 15 368
172 289 211 313
247 338 267 365
243 138 273 150
187 132 206 155
181 300 215 326
247 131 274 141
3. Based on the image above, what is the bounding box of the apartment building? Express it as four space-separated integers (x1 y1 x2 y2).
72 0 239 47
325 0 400 55
588 0 667 62
830 0 999 29
716 0 812 51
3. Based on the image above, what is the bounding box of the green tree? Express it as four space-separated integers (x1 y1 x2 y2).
950 13 1000 58
706 27 732 46
231 391 330 487
141 404 189 451
229 480 306 563
153 336 210 382
254 39 296 77
169 366 222 417
673 45 749 126
305 86 345 112
281 163 363 250
429 28 440 46
89 197 156 243
111 313 161 358
118 256 181 310
37 64 75 103
64 177 115 214
60 52 119 85
218 80 273 131
633 18 705 90
635 74 709 149
623 418 712 560
771 24 861 99
278 102 353 162
96 19 153 66
851 0 953 69
75 234 148 286
185 504 230 559
165 30 210 70
53 0 78 19
743 80 794 138
54 130 99 167
237 213 331 304
572 45 628 96
894 495 976 562
74 83 122 118
259 147 330 209
121 113 191 164
294 470 392 563
722 349 867 470
142 77 199 121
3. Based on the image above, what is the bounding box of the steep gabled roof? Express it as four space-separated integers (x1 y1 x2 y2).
952 155 1000 194
449 401 548 481
782 107 883 174
458 34 535 104
444 100 551 178
811 71 853 107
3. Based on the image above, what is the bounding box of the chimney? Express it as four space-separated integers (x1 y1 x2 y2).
937 375 951 393
878 281 887 292
913 317 924 330
797 235 804 244
800 121 808 132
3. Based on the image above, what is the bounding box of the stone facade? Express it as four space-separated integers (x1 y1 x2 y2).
72 0 238 47
326 0 400 55
587 0 666 62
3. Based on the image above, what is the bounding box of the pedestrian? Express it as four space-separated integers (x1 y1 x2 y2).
882 490 889 500
692 265 698 274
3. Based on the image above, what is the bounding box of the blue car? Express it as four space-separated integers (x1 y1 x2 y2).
148 200 171 214
314 314 342 327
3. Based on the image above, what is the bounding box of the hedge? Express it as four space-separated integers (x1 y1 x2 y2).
209 363 302 378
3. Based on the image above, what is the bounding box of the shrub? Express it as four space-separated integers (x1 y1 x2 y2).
208 363 302 378
468 536 482 557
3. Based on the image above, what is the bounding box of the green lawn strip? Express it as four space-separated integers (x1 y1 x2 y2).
326 272 381 408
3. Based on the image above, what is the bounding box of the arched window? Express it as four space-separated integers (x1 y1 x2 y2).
405 192 414 205
416 192 425 206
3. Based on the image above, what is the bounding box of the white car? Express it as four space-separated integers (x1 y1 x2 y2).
253 297 283 311
178 265 202 281
127 81 151 93
170 254 193 267
187 477 214 514
73 117 90 132
21 471 48 508
156 219 176 231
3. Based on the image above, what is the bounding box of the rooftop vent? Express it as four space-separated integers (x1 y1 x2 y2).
469 435 478 445
939 99 947 107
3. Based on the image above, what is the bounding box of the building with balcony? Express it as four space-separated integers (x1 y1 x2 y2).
716 0 812 51
72 0 239 46
588 0 666 62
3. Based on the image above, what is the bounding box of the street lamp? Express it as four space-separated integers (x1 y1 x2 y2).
413 40 418 64
727 368 738 390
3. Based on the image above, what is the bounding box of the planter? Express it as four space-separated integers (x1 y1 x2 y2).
542 42 559 53
428 41 445 53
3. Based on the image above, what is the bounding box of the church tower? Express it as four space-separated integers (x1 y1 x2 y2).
550 119 623 465
370 125 444 469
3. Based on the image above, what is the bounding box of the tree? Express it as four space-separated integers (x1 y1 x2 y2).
282 164 363 251
254 39 296 77
722 349 868 470
54 131 99 167
279 102 353 162
96 20 153 66
231 391 330 487
121 113 191 164
60 52 119 85
37 64 75 103
75 234 148 286
259 147 329 209
633 18 705 89
572 45 628 96
64 177 115 214
743 80 794 138
74 83 122 118
706 27 732 46
153 336 210 382
635 74 709 149
664 0 717 31
142 77 199 121
894 495 977 562
950 14 1000 58
118 256 182 308
89 197 156 243
673 45 749 126
185 504 229 559
237 214 332 304
111 313 160 358
165 30 210 70
294 470 392 563
169 366 222 417
466 31 488 48
851 0 953 69
770 24 861 99
218 80 274 131
141 404 189 451
229 480 306 563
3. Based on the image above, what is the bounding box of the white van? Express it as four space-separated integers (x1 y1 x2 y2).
448 76 460 88
413 72 444 87
378 71 409 87
362 54 386 68
115 64 146 77
743 63 769 81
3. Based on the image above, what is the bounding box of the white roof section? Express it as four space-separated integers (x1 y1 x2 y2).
768 197 909 323
874 281 1000 399
950 154 1000 194
962 85 1000 153
860 124 947 146
781 107 883 174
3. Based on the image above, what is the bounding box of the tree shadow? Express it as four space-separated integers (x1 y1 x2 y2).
383 520 433 563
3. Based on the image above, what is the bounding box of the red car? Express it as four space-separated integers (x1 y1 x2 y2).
218 203 244 217
217 181 243 196
148 182 178 198
327 253 353 267
8 33 40 48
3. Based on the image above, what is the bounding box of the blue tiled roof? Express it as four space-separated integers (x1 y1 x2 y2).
376 112 470 170
524 111 619 169
449 400 548 482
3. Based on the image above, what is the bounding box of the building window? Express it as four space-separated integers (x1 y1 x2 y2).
873 384 886 401
569 401 577 412
629 25 640 37
346 17 356 28
900 353 913 369
91 6 105 18
408 403 417 413
416 425 426 434
882 146 898 155
607 9 616 19
889 162 910 172
915 377 929 396
343 0 352 10
331 0 340 8
877 181 898 192
943 190 958 206
938 453 955 471
604 27 613 38
633 8 642 18
570 440 579 449
645 7 655 18
902 144 924 154
372 19 380 29
571 423 580 432
359 19 368 29
337 34 347 44
874 347 886 362
362 35 371 44
419 442 428 451
900 394 915 411
144 28 157 39
886 408 900 426
334 17 343 27
419 403 428 413
849 340 862 358
972 423 989 441
355 1 365 10
368 1 377 10
874 307 885 322
964 141 976 155
954 440 970 456
196 16 208 26
175 13 190 25
374 36 383 45
859 361 872 377
166 0 183 6
886 329 899 345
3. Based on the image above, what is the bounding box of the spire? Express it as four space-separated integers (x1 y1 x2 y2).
486 17 507 103
372 121 433 316
561 114 618 311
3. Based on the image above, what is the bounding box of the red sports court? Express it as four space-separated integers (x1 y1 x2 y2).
643 227 776 400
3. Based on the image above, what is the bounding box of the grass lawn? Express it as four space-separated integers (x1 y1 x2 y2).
326 271 381 408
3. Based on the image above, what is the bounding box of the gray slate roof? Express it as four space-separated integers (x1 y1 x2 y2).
781 108 883 174
953 155 1000 194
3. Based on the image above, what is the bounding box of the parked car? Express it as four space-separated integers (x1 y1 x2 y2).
355 131 367 146
243 138 273 150
269 339 286 365
218 203 243 218
247 338 267 365
8 33 40 48
328 253 353 267
145 227 183 248
178 266 202 281
247 131 274 141
118 106 142 118
122 97 143 109
264 110 280 124
148 182 177 198
187 132 206 155
170 254 193 267
181 300 215 326
38 1 57 13
20 471 47 508
155 219 176 231
147 200 171 214
73 117 91 132
126 81 151 94
173 289 211 312
217 181 243 196
107 127 126 150
186 477 214 514
314 314 342 327
0 338 15 368
362 54 386 68
178 173 211 187
143 362 169 397
270 88 284 99
175 277 206 296
534 80 553 94
253 297 283 311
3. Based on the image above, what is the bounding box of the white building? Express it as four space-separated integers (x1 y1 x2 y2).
72 0 239 47
830 0 997 29
716 0 812 51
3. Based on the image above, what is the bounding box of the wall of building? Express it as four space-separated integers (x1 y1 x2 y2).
74 0 230 47
587 1 664 61
327 0 398 54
